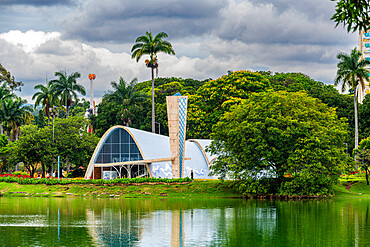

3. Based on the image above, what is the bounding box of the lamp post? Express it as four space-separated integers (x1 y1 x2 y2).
88 74 96 115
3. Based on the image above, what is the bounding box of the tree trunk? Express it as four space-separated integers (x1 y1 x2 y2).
366 168 369 186
6 130 10 141
0 123 3 135
151 67 155 133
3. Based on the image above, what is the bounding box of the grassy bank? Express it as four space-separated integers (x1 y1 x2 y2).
1 179 370 199
0 180 242 198
333 179 370 197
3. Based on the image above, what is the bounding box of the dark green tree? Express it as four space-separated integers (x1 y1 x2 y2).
52 116 99 172
34 109 46 128
105 77 147 126
131 31 175 132
0 82 15 135
354 136 370 185
0 97 33 141
90 100 121 137
209 91 348 196
69 98 90 117
32 81 59 124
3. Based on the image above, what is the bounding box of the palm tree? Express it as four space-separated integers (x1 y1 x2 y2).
49 71 86 118
0 97 33 141
32 81 59 124
105 77 147 126
131 31 175 132
335 47 370 150
0 82 14 134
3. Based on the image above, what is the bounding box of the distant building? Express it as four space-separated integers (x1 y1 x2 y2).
84 94 217 180
84 126 216 179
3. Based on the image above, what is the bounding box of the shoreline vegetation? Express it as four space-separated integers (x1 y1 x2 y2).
0 179 369 199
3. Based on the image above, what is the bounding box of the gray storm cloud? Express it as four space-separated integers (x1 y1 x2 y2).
0 0 359 102
63 0 227 42
0 0 74 6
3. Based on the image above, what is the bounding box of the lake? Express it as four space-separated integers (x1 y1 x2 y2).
0 197 369 246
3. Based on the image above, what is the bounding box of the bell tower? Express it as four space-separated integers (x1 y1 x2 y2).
166 93 188 178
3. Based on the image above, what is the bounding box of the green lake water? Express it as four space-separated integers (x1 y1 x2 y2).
0 197 369 247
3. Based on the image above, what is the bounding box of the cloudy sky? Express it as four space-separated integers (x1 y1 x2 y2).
0 0 358 103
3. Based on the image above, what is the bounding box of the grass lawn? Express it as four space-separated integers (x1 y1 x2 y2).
333 179 370 197
0 180 242 198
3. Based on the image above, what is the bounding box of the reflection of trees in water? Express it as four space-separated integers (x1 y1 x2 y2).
0 197 94 246
2 197 370 246
211 199 370 247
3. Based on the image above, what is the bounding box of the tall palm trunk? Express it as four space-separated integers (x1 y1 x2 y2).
151 67 155 133
354 91 359 163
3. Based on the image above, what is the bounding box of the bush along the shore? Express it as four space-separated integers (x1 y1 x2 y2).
231 177 334 198
0 175 191 185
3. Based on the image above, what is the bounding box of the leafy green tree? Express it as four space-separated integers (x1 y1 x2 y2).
32 81 59 124
0 82 15 135
0 97 33 141
49 71 86 118
209 91 348 196
52 116 99 172
267 72 354 152
90 100 121 137
6 118 99 176
69 98 89 117
34 109 46 128
188 70 271 139
335 47 370 149
0 134 9 173
0 64 23 91
91 76 204 136
15 125 55 177
331 0 370 32
355 137 370 185
105 77 147 126
131 31 175 132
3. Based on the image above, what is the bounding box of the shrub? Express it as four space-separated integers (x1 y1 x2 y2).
0 176 192 185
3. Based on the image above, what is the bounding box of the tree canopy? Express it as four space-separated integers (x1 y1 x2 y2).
208 91 348 196
331 0 370 32
187 70 271 139
0 64 23 91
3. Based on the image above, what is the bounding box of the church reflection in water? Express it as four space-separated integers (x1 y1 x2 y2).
85 206 187 246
